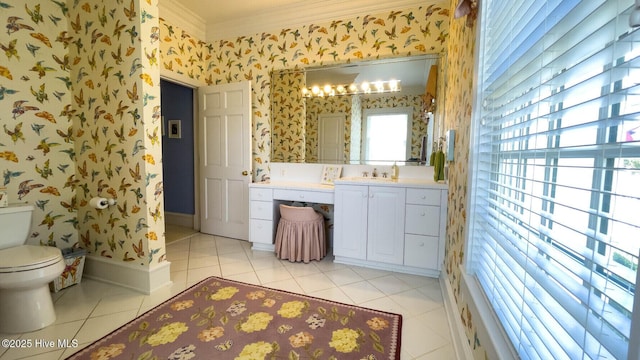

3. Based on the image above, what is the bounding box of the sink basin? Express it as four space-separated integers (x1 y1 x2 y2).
340 176 395 182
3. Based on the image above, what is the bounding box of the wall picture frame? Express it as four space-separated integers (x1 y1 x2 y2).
320 165 343 185
168 120 181 139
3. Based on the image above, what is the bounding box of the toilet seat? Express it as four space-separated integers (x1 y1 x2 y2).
0 245 63 273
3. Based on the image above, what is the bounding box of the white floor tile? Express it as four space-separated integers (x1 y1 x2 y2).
75 310 138 345
323 268 364 286
255 266 292 284
186 265 222 284
295 272 336 293
367 274 414 295
340 280 387 304
219 260 254 276
0 234 455 360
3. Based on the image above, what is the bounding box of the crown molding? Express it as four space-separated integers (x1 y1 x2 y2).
206 0 447 41
159 0 207 41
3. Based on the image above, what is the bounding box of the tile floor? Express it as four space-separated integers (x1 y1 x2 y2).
0 229 455 360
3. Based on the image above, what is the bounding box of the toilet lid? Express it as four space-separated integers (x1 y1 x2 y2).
0 245 63 272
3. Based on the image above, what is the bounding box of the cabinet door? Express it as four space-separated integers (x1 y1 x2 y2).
367 186 405 264
334 185 368 259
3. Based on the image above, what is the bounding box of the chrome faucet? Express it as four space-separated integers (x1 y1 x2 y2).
372 168 378 177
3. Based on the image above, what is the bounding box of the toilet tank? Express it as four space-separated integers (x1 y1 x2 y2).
0 204 34 250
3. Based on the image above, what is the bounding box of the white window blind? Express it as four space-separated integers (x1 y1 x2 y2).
468 0 640 359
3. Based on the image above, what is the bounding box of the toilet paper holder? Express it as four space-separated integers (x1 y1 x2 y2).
89 197 117 209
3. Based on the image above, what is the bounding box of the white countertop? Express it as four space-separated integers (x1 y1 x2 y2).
249 181 335 192
250 177 447 190
335 177 447 189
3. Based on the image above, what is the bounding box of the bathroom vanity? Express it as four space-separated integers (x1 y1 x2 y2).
332 178 447 277
248 163 448 277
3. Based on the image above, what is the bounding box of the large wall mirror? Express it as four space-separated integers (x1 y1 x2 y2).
270 54 444 165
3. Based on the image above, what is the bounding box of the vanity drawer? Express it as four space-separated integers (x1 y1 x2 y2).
404 234 439 269
250 201 273 220
406 188 441 206
250 219 273 244
273 189 334 204
250 188 273 201
405 204 440 236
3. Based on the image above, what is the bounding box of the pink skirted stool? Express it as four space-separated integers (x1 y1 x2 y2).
275 205 326 263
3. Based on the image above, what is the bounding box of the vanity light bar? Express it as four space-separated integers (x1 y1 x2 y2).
301 80 401 97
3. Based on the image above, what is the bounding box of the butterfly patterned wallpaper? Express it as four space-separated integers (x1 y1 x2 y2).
442 1 486 358
1 0 166 268
271 69 306 162
0 1 77 249
159 4 451 181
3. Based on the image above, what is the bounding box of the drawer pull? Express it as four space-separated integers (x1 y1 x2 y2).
421 212 426 216
419 242 425 247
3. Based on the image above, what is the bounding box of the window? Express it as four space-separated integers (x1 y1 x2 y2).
362 107 412 163
468 1 640 359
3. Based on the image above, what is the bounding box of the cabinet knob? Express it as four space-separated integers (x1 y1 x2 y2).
421 195 426 199
421 212 426 216
242 170 249 176
299 195 304 199
419 242 425 247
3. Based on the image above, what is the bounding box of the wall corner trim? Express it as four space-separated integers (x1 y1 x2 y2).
83 255 172 294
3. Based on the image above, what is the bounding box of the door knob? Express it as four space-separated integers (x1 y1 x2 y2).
242 171 249 176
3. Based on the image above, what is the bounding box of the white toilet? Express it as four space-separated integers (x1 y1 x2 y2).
0 204 64 333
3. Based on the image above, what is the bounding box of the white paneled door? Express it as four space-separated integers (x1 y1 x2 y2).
198 81 252 240
318 113 345 163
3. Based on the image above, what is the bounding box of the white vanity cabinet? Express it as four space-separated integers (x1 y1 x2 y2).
333 185 368 259
366 186 406 264
334 184 405 265
249 187 276 250
403 188 446 271
334 181 447 277
248 182 335 251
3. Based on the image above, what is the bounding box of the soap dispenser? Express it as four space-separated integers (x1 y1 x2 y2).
391 162 399 180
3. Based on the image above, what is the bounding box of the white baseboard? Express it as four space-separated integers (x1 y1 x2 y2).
83 255 172 294
251 243 276 252
165 212 194 228
334 256 440 277
441 272 474 360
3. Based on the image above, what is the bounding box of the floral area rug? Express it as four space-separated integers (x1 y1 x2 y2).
66 276 402 360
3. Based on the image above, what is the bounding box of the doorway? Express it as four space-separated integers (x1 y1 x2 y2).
160 79 197 240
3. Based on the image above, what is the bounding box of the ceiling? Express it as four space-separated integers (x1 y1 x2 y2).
166 0 448 41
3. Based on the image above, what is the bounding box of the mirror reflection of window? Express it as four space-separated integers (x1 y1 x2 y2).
362 108 412 164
